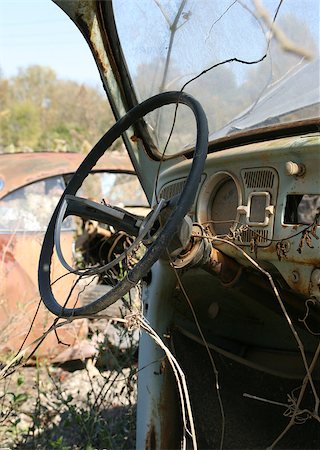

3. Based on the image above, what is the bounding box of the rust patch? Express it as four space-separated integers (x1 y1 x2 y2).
204 247 243 287
145 423 156 450
159 355 183 449
0 231 88 361
0 152 134 200
73 1 112 77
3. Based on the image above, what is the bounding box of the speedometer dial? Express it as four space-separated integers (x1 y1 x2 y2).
211 178 238 235
198 172 241 237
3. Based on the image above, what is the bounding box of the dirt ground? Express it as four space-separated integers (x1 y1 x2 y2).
0 319 138 450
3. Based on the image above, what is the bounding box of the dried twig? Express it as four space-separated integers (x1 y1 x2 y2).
130 314 198 450
171 261 225 450
267 341 320 449
206 235 320 447
253 0 314 60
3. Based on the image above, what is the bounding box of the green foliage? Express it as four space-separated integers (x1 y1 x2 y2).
0 101 41 150
0 65 114 154
49 436 69 450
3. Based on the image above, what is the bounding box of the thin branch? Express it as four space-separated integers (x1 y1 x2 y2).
157 0 187 95
205 235 320 446
171 260 225 450
267 341 320 449
137 315 198 450
253 0 314 59
205 0 238 43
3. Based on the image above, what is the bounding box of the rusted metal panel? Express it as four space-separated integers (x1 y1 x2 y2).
0 151 134 360
136 262 180 449
0 151 134 199
145 423 156 450
159 357 182 450
0 230 87 360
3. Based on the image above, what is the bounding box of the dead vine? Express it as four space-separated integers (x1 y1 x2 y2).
205 235 320 447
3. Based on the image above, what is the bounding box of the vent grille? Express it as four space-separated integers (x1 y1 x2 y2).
159 179 186 200
238 228 269 245
243 169 275 189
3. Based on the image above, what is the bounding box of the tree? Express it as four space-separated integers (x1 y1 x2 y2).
0 101 41 150
0 65 114 154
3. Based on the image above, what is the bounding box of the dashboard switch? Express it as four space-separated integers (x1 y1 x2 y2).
285 161 305 176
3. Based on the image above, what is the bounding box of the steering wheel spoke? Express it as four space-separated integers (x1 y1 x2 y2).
39 91 208 317
64 194 143 236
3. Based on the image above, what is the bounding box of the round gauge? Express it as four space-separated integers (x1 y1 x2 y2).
211 178 238 235
198 172 241 237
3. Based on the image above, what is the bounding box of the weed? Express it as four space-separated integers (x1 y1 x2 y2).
0 314 138 449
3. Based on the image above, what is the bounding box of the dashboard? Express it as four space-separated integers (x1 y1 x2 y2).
157 132 320 301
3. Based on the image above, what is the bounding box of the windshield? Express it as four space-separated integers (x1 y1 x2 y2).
113 0 319 155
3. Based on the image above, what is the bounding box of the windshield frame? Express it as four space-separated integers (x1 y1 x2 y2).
98 1 161 160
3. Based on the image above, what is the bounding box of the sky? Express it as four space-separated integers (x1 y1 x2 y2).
0 0 319 90
0 0 102 87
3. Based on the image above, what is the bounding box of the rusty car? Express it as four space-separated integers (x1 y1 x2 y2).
0 150 146 360
39 1 319 448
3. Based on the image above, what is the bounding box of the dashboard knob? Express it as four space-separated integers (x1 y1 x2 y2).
285 161 305 176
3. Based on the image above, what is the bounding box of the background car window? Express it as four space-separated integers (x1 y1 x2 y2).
79 172 149 208
0 176 74 232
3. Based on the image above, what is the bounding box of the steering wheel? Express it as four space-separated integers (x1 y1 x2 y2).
38 91 208 318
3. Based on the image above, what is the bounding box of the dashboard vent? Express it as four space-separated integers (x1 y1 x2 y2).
243 169 275 189
239 228 269 245
159 179 186 200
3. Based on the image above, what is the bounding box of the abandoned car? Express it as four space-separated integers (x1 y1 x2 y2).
0 151 146 359
39 0 319 448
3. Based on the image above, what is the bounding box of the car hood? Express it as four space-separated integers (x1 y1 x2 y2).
0 151 134 199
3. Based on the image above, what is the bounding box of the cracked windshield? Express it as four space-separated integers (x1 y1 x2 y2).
0 0 319 449
114 0 319 154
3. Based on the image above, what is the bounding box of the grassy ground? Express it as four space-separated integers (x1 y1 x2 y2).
0 320 138 450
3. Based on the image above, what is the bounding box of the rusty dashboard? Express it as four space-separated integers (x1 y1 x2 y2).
157 132 320 302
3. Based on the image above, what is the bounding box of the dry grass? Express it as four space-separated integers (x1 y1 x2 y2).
0 318 138 450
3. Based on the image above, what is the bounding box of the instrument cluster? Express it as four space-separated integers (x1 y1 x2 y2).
158 133 320 300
